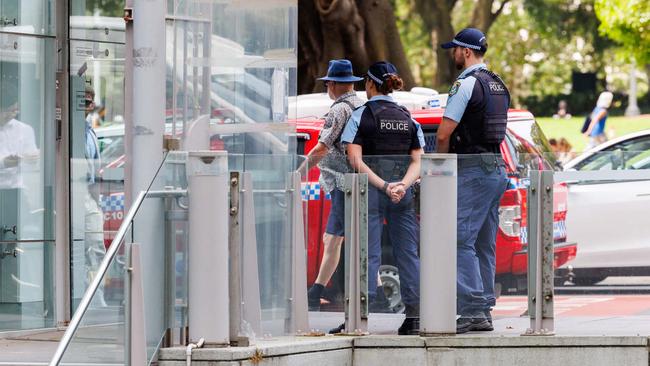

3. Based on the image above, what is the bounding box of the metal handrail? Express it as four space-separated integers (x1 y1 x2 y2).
49 190 148 366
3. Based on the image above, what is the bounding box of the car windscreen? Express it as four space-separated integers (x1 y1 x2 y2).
574 134 650 171
506 119 559 170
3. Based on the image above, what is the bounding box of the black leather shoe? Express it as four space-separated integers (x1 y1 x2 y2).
307 284 323 311
329 322 345 334
398 317 420 335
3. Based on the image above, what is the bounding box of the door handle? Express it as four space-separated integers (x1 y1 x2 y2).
1 18 17 27
2 225 17 236
0 249 17 259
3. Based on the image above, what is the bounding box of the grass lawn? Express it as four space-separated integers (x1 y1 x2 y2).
536 115 650 153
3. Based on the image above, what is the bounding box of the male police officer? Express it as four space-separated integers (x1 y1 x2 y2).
436 28 510 333
298 59 365 311
341 61 425 335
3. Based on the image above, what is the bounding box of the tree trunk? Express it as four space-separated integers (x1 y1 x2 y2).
298 0 415 94
471 0 509 33
415 0 458 89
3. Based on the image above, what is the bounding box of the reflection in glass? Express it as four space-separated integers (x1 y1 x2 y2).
0 33 56 331
0 0 55 36
69 39 125 312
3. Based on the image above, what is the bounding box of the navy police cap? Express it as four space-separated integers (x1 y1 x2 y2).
441 28 488 52
317 59 363 83
365 61 398 86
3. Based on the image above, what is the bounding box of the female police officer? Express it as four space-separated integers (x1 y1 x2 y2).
339 61 425 335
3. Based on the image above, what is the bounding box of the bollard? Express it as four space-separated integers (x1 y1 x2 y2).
419 154 457 335
187 151 229 346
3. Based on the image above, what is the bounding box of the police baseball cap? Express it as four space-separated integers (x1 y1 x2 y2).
317 59 363 83
365 61 398 85
440 28 488 52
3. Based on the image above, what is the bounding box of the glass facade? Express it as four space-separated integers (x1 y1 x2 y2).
0 7 56 331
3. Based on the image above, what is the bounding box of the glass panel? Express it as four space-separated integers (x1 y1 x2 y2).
60 227 129 365
70 0 126 43
60 153 180 364
227 154 300 336
166 1 297 153
0 242 55 330
69 39 125 312
132 153 187 361
0 0 55 37
0 33 56 331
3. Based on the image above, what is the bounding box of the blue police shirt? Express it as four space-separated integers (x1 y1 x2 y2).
341 95 426 148
443 63 487 123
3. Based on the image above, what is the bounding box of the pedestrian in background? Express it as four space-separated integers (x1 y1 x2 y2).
584 91 613 149
437 28 510 334
298 59 364 311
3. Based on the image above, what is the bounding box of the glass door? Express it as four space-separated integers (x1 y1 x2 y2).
0 29 56 330
68 11 125 312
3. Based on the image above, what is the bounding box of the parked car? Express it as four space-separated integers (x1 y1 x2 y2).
561 129 650 285
295 97 577 309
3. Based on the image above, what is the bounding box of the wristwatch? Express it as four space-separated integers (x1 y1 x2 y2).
382 181 389 193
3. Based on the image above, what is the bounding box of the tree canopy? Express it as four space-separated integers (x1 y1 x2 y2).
595 0 650 64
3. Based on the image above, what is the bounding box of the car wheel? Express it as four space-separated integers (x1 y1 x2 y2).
379 265 404 314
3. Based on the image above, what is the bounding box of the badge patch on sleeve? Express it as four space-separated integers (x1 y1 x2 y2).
449 81 461 97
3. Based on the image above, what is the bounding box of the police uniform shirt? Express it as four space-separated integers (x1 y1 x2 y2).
341 95 426 150
443 62 487 123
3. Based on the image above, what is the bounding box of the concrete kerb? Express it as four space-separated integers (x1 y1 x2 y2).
159 334 650 359
158 337 354 361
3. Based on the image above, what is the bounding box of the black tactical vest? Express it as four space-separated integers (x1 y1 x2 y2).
361 100 416 180
450 69 510 154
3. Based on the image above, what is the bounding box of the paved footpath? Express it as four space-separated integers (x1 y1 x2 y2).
494 295 650 318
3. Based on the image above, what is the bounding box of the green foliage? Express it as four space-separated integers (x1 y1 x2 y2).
393 0 437 89
74 0 124 16
595 0 650 64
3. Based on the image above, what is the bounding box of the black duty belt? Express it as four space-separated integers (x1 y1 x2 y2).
457 154 505 170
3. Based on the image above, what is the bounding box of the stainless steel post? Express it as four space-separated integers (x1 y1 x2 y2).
524 170 555 335
285 172 309 334
228 172 244 345
343 173 368 334
54 0 71 326
241 173 262 337
128 243 147 365
419 154 457 335
187 151 229 346
131 0 167 351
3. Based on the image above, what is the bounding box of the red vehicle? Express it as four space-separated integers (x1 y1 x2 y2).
294 107 577 308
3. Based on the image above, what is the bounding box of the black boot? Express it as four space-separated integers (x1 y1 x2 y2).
369 286 393 313
307 284 324 311
329 322 345 334
398 303 420 335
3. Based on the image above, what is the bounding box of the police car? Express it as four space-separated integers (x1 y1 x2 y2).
294 92 577 310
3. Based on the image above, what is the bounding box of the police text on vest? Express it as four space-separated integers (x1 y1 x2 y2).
380 119 409 132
